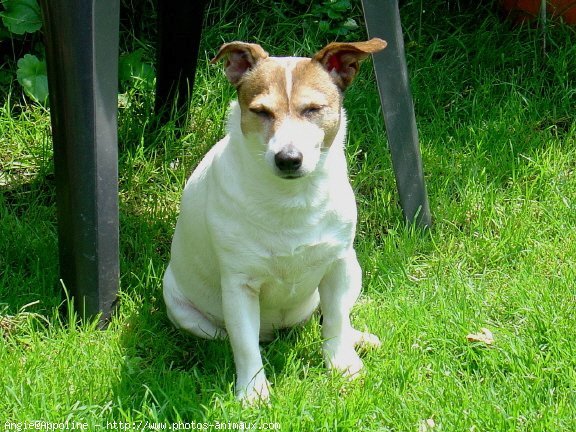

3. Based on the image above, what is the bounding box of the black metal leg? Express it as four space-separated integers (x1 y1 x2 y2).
40 0 120 323
361 0 432 228
155 0 208 120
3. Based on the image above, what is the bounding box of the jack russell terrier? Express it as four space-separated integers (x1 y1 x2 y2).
163 38 387 403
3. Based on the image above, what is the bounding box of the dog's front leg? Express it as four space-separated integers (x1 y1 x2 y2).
319 252 381 377
221 275 270 403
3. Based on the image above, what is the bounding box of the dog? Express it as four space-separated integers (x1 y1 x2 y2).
163 38 387 403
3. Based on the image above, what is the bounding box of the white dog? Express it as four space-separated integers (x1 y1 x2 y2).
163 38 387 403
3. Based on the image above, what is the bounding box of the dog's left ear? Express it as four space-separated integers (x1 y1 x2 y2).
313 38 387 90
211 42 269 87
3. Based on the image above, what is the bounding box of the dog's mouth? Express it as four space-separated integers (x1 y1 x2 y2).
277 171 305 180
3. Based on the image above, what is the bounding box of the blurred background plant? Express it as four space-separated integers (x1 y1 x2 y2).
0 0 47 102
2 0 576 105
296 0 361 38
0 0 155 104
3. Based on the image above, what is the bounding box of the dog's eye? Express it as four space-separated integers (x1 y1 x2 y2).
302 105 323 117
249 106 274 120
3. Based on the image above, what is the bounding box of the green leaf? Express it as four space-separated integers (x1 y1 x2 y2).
16 54 48 103
342 18 358 30
326 9 343 19
119 49 154 89
319 20 331 33
0 0 42 35
330 0 351 12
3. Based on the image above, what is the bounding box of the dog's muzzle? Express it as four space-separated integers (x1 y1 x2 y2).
274 145 303 178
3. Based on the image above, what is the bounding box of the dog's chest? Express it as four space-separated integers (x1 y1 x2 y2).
268 237 340 282
250 217 352 303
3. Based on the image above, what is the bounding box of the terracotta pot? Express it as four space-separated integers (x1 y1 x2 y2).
501 0 576 24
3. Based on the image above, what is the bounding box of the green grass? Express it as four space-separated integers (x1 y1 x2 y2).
1 1 575 429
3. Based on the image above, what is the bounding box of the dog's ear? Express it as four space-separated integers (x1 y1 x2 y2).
312 38 387 90
211 42 269 86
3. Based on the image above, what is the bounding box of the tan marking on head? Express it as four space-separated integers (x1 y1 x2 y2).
236 57 344 149
212 39 387 178
236 58 289 140
289 60 343 148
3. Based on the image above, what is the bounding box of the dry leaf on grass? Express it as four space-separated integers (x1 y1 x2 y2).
466 327 494 346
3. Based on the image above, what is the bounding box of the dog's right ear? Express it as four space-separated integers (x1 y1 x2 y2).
211 42 269 87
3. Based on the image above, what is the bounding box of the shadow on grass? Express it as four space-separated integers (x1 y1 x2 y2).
0 175 61 315
113 310 234 418
110 286 318 418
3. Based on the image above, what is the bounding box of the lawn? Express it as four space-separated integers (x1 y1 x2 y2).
1 0 575 430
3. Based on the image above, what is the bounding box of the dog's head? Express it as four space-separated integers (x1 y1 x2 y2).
211 39 387 179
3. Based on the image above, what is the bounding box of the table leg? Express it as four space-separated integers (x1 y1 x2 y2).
361 0 432 228
155 0 208 121
40 0 120 323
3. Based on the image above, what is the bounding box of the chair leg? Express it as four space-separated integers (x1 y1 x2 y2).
40 0 120 324
155 0 208 121
361 0 432 228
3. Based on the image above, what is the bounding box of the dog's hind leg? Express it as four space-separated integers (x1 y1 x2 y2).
163 266 227 339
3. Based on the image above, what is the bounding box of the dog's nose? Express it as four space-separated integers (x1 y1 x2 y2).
275 146 303 172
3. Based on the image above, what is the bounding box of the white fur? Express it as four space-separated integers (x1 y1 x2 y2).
164 90 379 403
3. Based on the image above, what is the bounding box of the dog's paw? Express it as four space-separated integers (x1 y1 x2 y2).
353 330 381 350
236 376 271 406
327 351 365 378
323 342 365 379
